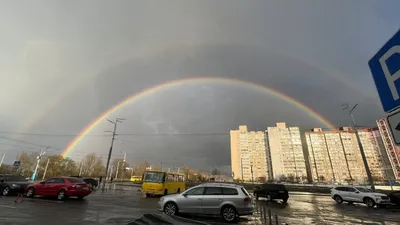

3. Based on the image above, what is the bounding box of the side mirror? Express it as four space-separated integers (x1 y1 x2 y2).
355 191 359 194
182 193 187 197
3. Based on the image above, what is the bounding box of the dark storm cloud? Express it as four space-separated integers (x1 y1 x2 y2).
1 0 399 170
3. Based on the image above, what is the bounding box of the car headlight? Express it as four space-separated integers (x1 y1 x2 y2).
159 197 164 202
11 184 20 188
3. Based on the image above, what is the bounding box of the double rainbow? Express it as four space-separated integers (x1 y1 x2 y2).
62 77 335 157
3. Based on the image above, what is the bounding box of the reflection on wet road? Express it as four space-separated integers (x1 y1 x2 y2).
0 186 399 225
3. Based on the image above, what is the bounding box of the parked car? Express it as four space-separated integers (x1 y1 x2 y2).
82 178 98 188
0 174 32 196
158 183 253 222
253 183 289 203
388 191 400 206
25 177 92 200
70 176 99 188
330 186 391 208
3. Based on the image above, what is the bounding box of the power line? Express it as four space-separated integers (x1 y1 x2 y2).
0 131 111 137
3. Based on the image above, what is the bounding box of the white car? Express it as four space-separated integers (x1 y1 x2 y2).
331 186 391 208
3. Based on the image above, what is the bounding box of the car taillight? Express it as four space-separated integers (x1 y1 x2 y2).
244 196 251 202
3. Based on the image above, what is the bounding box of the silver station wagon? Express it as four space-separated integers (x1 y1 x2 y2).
158 183 253 222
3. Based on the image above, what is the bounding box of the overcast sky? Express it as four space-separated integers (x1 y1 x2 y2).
0 0 399 172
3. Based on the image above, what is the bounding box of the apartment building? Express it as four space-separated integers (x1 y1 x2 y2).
376 119 400 180
230 125 268 181
358 127 393 181
266 122 307 182
305 127 367 184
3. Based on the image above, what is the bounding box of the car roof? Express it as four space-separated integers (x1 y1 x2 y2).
196 182 244 188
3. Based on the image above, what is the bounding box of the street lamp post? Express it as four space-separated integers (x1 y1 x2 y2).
342 104 375 191
32 147 48 181
102 118 125 191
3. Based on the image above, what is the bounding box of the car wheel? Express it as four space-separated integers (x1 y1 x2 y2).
334 195 343 204
221 205 237 222
57 190 67 200
26 187 35 198
2 187 10 196
164 202 178 216
364 197 375 208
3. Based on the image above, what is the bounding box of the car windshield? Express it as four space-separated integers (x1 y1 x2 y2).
67 178 85 183
143 172 165 183
357 188 373 193
6 175 26 181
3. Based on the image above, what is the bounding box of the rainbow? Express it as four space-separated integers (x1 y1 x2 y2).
62 77 335 157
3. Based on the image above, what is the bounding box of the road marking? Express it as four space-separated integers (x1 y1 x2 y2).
0 205 16 209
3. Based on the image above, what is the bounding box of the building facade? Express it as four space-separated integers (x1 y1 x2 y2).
266 122 307 182
305 127 367 184
376 119 400 180
230 125 268 181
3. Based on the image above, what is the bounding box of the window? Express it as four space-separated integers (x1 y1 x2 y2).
205 187 223 195
356 188 372 193
44 178 57 184
5 175 25 181
67 178 83 183
347 187 356 192
167 174 174 182
143 172 165 183
185 187 204 195
335 187 346 191
222 188 238 195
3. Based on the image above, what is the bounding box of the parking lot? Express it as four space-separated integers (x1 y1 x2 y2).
0 185 399 225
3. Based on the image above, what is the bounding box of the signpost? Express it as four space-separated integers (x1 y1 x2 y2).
369 29 400 146
369 29 400 113
13 161 21 167
387 111 400 145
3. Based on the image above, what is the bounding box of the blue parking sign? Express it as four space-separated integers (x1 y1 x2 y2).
369 29 400 112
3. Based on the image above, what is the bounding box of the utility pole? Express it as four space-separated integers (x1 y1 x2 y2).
0 153 5 168
115 161 121 181
121 152 126 182
102 118 125 191
250 163 254 187
42 158 50 180
240 158 244 183
32 147 48 181
342 104 375 191
79 161 83 176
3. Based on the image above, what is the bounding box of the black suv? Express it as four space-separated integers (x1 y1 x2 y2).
253 183 289 203
70 176 99 188
0 174 32 196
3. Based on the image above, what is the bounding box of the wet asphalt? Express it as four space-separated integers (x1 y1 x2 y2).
0 185 399 225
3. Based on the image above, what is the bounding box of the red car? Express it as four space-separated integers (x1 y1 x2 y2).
25 177 92 200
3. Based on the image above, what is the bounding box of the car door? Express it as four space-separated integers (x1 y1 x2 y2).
37 178 57 195
46 178 66 196
202 186 224 215
346 187 359 202
178 187 205 213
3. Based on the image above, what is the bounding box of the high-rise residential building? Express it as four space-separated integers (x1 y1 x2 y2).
266 122 307 181
376 119 400 180
230 125 268 181
358 128 394 182
305 127 367 184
